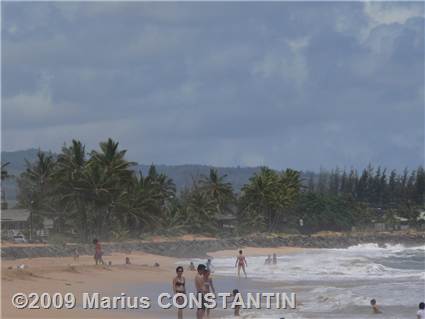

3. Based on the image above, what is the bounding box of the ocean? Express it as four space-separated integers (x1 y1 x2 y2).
206 243 425 319
123 243 424 318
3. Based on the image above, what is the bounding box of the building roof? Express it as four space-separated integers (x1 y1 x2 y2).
1 209 30 222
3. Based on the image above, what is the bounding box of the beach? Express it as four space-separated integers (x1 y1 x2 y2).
2 246 302 319
2 252 179 318
2 243 424 319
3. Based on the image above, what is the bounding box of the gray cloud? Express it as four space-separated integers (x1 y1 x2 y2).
2 2 424 171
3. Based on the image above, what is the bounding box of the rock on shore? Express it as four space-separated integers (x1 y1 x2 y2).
2 232 424 260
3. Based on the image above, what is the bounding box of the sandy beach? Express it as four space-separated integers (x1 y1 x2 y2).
1 246 301 319
2 252 180 318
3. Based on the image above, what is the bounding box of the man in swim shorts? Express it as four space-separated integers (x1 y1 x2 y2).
195 264 206 319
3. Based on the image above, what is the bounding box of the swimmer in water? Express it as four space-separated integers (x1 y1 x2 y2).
417 302 425 319
370 299 382 314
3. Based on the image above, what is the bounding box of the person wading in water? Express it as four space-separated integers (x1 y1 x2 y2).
235 250 247 279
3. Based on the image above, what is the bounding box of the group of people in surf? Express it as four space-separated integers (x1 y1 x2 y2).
172 263 224 319
172 249 248 318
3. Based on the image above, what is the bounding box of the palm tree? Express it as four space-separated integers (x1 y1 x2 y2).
184 186 217 233
145 164 176 204
19 150 56 210
240 167 281 230
84 138 136 238
55 140 89 240
240 167 302 231
89 138 135 183
199 168 234 215
18 150 57 240
117 171 164 232
78 161 116 238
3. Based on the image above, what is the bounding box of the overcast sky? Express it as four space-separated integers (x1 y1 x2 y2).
2 2 424 171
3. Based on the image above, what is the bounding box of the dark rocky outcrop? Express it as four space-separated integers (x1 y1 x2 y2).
2 232 424 260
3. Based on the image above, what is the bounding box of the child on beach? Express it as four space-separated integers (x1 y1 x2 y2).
232 289 241 316
235 250 247 278
265 255 272 265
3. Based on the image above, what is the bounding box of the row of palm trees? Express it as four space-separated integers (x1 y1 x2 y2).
16 138 303 241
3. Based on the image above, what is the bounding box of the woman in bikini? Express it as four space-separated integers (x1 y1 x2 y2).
173 266 186 319
235 250 247 278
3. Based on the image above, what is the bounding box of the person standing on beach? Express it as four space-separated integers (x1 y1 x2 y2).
235 250 247 279
93 239 104 265
272 253 277 265
73 248 79 263
195 264 206 319
173 266 186 319
203 270 215 318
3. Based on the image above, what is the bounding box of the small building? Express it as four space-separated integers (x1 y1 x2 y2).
216 214 238 232
373 222 386 231
393 215 410 230
1 208 54 240
1 208 30 232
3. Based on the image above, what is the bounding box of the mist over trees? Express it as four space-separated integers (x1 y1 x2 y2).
12 139 425 242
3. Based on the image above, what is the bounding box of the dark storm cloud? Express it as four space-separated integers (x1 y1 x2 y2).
2 2 424 170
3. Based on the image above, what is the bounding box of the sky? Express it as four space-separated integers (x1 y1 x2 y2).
2 2 424 171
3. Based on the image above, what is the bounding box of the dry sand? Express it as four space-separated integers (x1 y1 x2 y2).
1 246 301 319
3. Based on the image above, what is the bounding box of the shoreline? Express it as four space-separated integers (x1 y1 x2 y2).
2 242 424 318
2 230 424 260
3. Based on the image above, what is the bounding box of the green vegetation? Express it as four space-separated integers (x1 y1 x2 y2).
11 138 425 242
